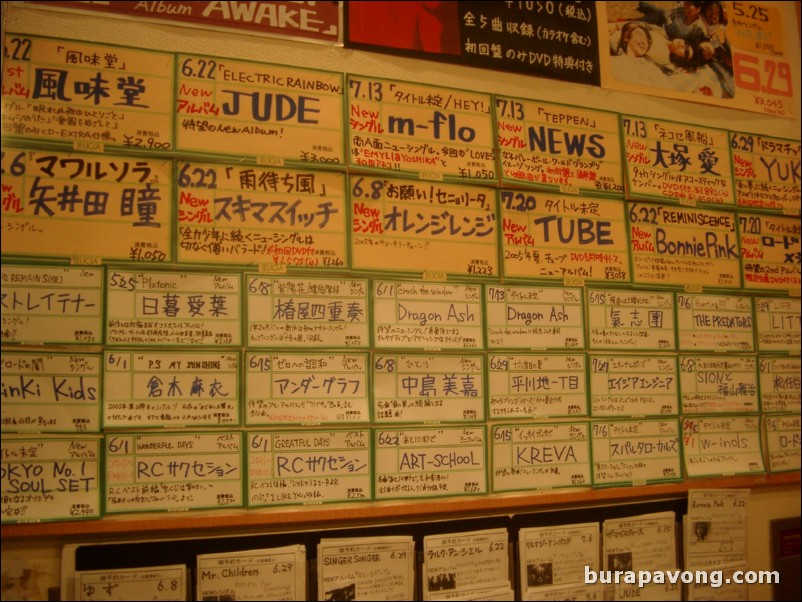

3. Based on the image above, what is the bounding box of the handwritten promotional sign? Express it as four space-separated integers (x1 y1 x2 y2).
523 584 602 602
1 264 103 345
485 285 584 349
731 133 801 213
615 581 680 602
609 524 680 601
603 512 676 573
247 430 370 506
105 269 241 346
488 354 586 419
518 523 599 596
1 436 101 523
755 297 801 352
245 353 369 425
686 489 749 569
739 214 802 292
1 352 101 433
349 175 498 278
105 431 242 513
177 162 347 268
496 97 623 196
196 545 307 602
2 35 174 152
374 426 486 499
586 288 675 350
373 354 484 423
176 56 344 166
1 147 172 262
759 356 801 414
686 566 747 601
679 355 758 414
765 415 801 473
246 276 369 347
501 191 629 282
423 528 510 598
676 293 754 352
628 202 740 288
598 3 796 118
317 537 415 602
76 565 187 602
592 419 681 486
103 351 240 428
589 355 678 417
28 1 341 44
621 116 734 206
492 422 590 492
347 75 495 183
682 415 764 477
373 281 483 349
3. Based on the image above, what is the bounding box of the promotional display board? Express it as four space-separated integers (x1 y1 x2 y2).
2 11 799 530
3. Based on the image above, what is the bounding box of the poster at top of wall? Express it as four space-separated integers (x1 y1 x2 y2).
19 1 341 44
598 2 796 118
346 2 600 86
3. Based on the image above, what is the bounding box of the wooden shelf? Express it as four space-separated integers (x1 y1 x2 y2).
3 472 798 540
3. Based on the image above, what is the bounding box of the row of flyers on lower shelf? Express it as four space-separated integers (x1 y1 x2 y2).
66 491 750 601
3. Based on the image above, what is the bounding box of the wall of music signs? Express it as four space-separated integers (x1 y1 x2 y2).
1 1 798 599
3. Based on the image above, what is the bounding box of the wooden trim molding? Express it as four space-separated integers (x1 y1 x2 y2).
3 472 798 540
